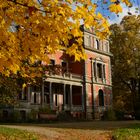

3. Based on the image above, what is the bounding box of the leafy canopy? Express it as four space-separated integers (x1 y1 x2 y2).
110 15 140 112
0 0 131 77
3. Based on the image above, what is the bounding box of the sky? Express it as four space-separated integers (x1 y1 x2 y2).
93 0 140 25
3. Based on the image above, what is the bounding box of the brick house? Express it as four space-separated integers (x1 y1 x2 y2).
5 27 112 120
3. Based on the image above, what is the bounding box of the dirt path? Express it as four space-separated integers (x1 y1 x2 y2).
1 121 140 140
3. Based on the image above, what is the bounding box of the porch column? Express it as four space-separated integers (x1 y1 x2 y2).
49 82 53 109
27 86 31 102
90 58 94 81
81 86 84 111
101 64 104 82
63 84 66 108
41 81 44 105
95 61 97 81
70 85 73 109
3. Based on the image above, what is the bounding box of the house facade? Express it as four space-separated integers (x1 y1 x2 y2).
8 27 112 120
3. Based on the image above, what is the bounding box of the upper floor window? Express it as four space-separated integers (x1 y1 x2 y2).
99 89 104 106
104 41 109 52
93 61 106 80
61 61 68 73
95 39 100 50
50 59 55 66
84 35 91 47
97 63 102 78
103 65 106 79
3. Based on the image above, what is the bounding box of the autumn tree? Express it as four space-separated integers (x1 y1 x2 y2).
0 0 132 77
110 15 140 117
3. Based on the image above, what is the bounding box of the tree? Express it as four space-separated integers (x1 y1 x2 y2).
0 0 131 77
110 15 140 115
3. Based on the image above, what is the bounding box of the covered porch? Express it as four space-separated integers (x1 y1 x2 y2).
42 82 84 114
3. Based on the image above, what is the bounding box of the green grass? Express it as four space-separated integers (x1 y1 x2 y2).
112 124 140 140
0 126 39 140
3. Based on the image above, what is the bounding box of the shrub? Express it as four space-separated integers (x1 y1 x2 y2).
0 110 2 122
27 109 38 122
57 111 73 121
103 108 116 121
115 110 125 120
39 106 56 114
10 110 21 122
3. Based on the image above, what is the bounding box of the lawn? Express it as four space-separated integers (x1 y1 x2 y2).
0 127 39 140
1 121 140 140
112 124 140 140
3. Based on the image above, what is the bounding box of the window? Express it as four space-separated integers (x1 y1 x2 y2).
44 93 50 104
103 65 106 79
31 92 41 104
32 85 41 92
54 94 63 107
97 63 102 78
55 94 58 106
95 39 100 50
84 35 91 47
93 62 96 77
34 93 37 103
105 41 109 52
44 82 49 93
62 61 67 73
19 86 28 100
99 89 104 106
50 59 55 66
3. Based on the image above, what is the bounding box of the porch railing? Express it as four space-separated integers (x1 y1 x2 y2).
71 105 83 111
48 72 83 81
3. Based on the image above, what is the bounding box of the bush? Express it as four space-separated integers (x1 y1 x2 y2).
39 106 56 114
27 109 38 122
115 110 124 120
57 111 73 121
10 110 21 122
103 108 116 121
0 110 2 122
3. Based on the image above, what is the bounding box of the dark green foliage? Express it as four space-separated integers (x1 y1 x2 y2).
114 110 124 120
10 110 21 122
57 111 73 121
112 124 140 140
38 106 56 114
27 109 39 122
110 15 140 116
103 108 116 121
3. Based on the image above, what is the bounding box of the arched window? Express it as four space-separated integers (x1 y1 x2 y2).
99 89 104 106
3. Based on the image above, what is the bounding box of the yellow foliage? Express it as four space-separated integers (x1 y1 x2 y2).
0 0 130 77
121 0 132 6
109 4 123 14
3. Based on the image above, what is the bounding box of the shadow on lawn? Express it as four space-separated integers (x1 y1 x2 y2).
7 120 140 130
41 121 140 130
